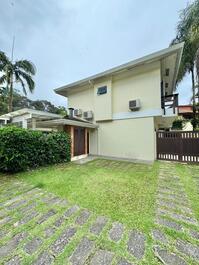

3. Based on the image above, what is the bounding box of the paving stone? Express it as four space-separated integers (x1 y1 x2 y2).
0 216 12 226
46 196 62 205
4 195 25 207
156 217 183 231
127 230 145 260
54 216 65 227
20 202 37 214
33 251 54 265
7 199 27 210
157 199 188 210
59 199 68 207
176 239 199 261
158 193 187 201
24 237 43 254
90 250 114 265
117 258 134 265
5 255 21 265
70 237 94 265
0 229 9 238
0 209 7 217
0 232 27 258
153 245 187 265
64 205 79 218
51 227 76 256
167 211 197 225
151 229 168 244
189 229 199 240
90 216 108 235
157 208 197 226
75 209 91 226
109 222 124 242
14 210 39 227
44 227 56 238
37 209 56 224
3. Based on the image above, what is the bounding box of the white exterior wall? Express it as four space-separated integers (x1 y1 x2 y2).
89 117 155 162
67 61 161 162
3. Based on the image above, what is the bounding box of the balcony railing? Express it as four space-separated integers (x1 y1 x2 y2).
161 93 179 115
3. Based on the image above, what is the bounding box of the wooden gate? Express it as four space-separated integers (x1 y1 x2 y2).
156 131 199 163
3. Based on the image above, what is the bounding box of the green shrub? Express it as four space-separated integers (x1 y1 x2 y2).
0 126 71 172
172 119 184 130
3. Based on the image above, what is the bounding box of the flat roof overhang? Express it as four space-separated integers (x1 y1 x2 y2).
36 118 98 129
54 42 184 96
0 108 62 121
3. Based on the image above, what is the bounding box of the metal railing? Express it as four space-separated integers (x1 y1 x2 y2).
161 93 179 115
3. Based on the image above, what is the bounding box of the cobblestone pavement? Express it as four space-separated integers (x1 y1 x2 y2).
0 163 199 265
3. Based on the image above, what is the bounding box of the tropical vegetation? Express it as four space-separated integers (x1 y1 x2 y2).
0 51 36 112
0 88 67 116
0 126 71 172
171 0 199 129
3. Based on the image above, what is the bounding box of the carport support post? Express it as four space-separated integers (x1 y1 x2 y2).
32 118 36 130
22 118 27 129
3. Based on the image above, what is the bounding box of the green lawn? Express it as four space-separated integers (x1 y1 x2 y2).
17 159 159 232
1 159 199 264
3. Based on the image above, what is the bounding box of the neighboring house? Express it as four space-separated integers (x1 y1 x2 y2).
53 43 184 162
178 105 193 131
0 43 184 163
178 105 193 119
0 108 62 131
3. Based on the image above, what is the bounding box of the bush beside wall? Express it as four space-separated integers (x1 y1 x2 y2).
0 126 71 173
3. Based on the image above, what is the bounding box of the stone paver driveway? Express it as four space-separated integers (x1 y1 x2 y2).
0 163 199 264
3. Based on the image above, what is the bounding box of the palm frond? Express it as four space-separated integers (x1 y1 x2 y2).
15 72 27 95
0 75 7 85
16 70 35 93
0 51 10 71
15 60 36 75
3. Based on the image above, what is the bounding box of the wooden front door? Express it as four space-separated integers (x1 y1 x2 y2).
74 127 86 156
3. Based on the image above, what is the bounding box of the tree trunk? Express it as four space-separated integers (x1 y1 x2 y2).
8 74 13 112
191 68 196 130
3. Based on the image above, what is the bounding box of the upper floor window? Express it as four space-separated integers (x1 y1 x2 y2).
97 86 107 95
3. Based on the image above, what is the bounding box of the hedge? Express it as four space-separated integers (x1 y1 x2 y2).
0 126 71 173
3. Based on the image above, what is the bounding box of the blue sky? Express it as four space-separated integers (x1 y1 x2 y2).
0 0 193 107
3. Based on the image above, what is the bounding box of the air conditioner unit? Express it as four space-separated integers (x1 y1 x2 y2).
129 99 141 111
74 109 82 116
83 111 93 120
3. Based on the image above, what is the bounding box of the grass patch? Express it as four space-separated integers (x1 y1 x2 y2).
17 159 159 232
175 163 199 221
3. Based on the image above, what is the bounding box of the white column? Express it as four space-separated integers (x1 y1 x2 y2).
32 118 36 130
22 119 27 129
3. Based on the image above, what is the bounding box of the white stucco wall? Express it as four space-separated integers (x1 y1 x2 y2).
67 61 161 162
90 117 155 162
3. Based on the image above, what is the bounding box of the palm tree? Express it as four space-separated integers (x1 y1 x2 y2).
0 51 36 112
171 0 199 128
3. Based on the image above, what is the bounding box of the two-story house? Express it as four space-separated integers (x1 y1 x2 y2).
51 43 183 163
1 43 183 163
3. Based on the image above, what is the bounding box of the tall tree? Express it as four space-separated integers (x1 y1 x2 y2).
171 0 199 127
0 51 36 112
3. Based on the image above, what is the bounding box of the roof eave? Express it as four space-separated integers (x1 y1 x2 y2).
54 42 184 96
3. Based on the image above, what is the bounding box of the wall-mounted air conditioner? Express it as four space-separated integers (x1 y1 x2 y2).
83 111 93 120
129 99 141 111
74 109 82 116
